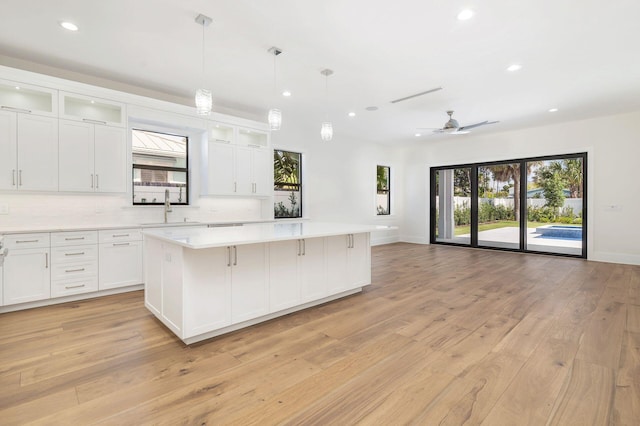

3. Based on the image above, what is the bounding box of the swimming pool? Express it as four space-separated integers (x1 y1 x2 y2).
535 225 582 240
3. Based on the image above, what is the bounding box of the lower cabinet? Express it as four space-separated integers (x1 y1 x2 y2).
326 233 370 294
230 244 269 323
3 247 51 305
99 229 143 290
2 233 51 306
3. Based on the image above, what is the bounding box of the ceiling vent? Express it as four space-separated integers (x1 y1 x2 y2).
390 87 442 104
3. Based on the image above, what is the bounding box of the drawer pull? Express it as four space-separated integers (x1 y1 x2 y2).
65 284 86 289
65 267 85 273
215 138 231 144
113 243 130 246
65 252 85 256
17 239 39 243
65 237 85 241
82 118 107 125
112 234 130 237
1 105 32 114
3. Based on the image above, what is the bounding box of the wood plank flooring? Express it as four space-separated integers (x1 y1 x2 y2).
1 243 639 425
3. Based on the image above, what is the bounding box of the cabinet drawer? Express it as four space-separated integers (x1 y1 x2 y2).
51 245 98 264
51 230 98 247
3 233 50 249
51 260 97 281
99 229 142 243
51 277 98 298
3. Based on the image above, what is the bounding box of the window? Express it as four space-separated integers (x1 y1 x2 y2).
377 165 391 215
132 129 188 205
274 150 302 218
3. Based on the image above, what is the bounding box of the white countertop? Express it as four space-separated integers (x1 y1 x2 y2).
143 222 394 249
0 219 273 234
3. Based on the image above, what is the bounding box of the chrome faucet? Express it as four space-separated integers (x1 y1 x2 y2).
164 189 172 223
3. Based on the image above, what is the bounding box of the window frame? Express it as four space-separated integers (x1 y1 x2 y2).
376 165 391 216
273 149 303 219
131 128 189 206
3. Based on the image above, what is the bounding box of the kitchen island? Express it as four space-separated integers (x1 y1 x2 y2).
143 222 386 344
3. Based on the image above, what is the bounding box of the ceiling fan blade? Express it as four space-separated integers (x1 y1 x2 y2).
458 121 488 131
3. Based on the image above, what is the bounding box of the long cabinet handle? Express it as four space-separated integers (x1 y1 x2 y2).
248 143 262 148
297 240 301 256
96 174 99 189
65 267 85 273
17 239 39 243
302 239 306 256
215 138 231 144
65 252 85 256
45 253 48 268
82 118 107 125
65 237 85 241
233 246 237 266
112 243 130 246
234 182 237 193
112 234 130 237
12 169 16 186
227 246 231 267
91 174 94 188
1 105 32 114
65 284 86 289
18 170 22 186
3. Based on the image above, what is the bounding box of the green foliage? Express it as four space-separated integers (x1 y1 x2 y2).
537 164 565 216
454 202 471 226
377 165 389 190
453 169 471 196
274 150 300 185
274 191 301 218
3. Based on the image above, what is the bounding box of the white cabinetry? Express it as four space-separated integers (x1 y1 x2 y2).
326 233 371 294
59 92 125 127
2 234 51 305
230 244 269 323
269 237 327 311
0 111 58 191
98 229 143 290
0 80 58 191
202 122 272 196
50 231 98 297
58 120 126 193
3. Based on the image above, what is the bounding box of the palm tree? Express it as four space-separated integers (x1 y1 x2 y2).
274 150 299 186
489 162 542 221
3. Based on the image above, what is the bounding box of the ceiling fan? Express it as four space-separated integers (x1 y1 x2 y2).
419 110 498 135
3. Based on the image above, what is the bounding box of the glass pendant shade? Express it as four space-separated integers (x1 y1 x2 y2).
268 108 282 130
320 121 333 141
195 88 212 116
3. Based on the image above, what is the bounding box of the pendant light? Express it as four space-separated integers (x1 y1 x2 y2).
267 47 283 130
320 69 333 141
194 14 212 115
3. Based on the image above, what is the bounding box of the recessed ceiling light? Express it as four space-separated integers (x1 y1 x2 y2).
548 108 558 112
60 21 79 31
15 86 20 90
457 9 474 20
348 112 356 117
282 90 291 97
415 133 421 137
506 64 522 72
365 106 378 111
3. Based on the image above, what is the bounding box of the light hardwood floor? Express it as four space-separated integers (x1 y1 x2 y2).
1 243 639 425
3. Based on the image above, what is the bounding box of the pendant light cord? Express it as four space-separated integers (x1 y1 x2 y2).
201 21 205 87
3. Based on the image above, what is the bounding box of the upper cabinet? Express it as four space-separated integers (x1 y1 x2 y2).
237 127 268 148
0 79 58 118
202 121 272 197
59 92 126 127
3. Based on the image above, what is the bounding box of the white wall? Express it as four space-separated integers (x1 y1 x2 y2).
271 120 403 245
400 110 640 265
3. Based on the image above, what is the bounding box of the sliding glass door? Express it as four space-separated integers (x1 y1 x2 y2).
430 153 586 258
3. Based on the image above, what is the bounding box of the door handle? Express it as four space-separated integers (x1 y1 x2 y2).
91 174 94 188
227 246 231 267
96 174 99 189
12 169 16 186
18 170 22 186
302 239 306 255
45 253 48 268
297 240 301 256
233 246 238 266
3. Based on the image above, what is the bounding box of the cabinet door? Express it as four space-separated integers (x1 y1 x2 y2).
17 114 58 191
3 248 51 305
269 240 300 312
206 141 235 195
183 246 232 337
326 235 350 294
94 126 126 193
348 233 371 288
98 241 143 289
231 243 268 323
0 110 17 190
300 237 327 302
252 148 272 196
144 238 163 316
58 120 94 192
235 146 253 195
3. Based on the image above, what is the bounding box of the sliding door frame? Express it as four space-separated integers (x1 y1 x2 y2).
430 152 587 259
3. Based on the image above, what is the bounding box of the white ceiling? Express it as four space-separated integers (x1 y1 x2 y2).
2 0 640 144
